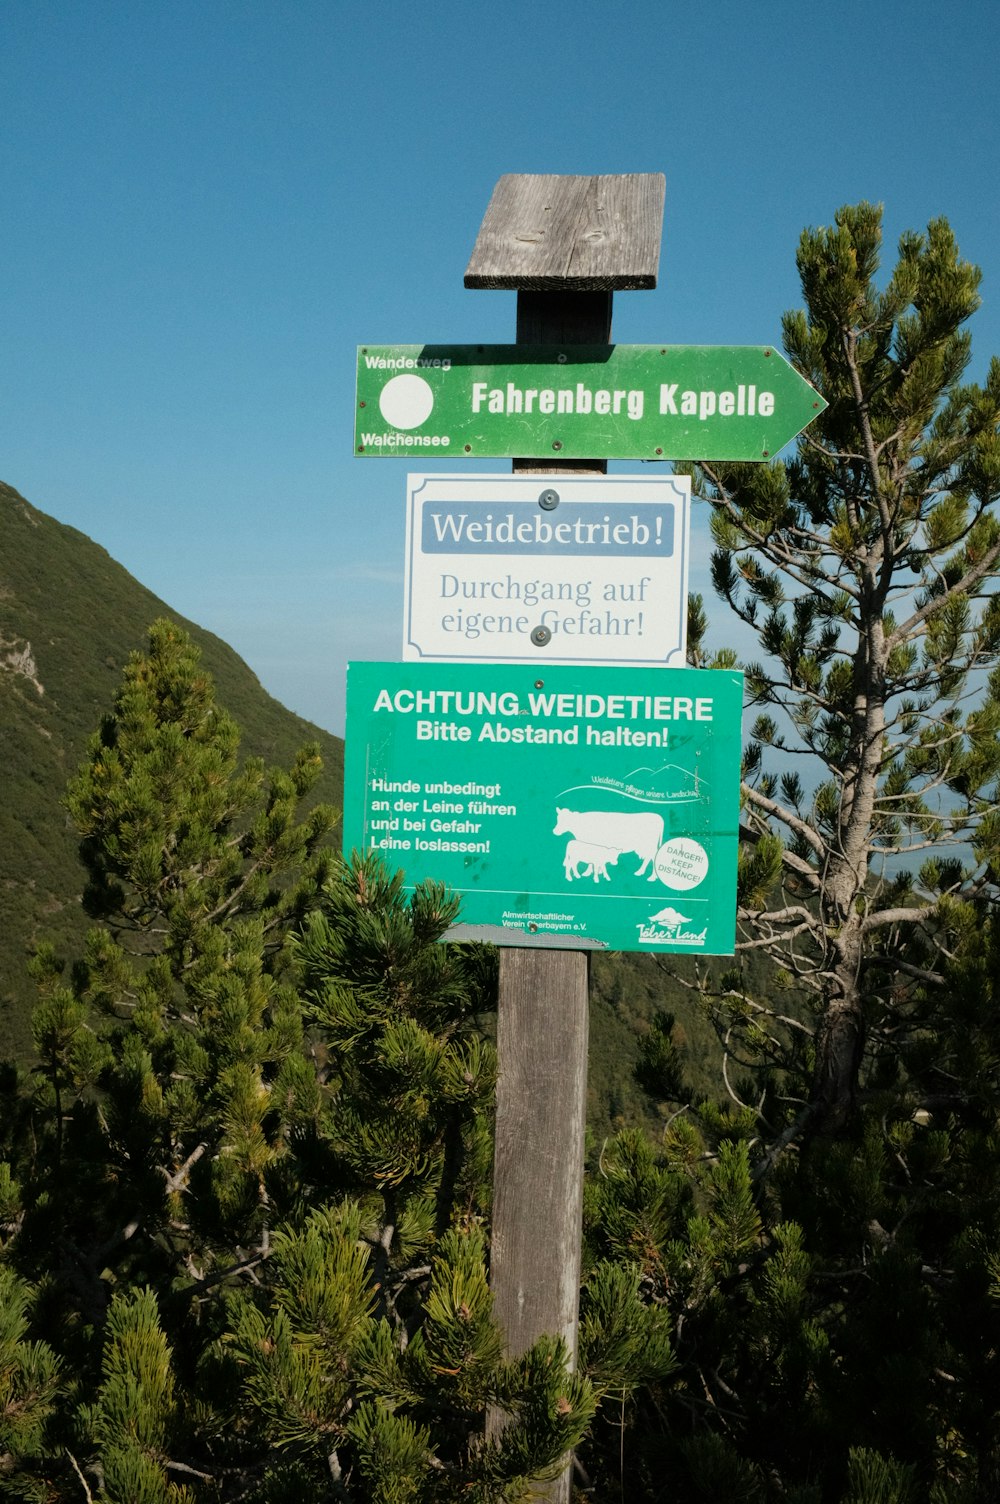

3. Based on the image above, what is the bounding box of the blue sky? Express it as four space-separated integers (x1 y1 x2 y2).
3 0 998 736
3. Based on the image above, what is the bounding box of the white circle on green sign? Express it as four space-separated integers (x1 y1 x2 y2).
654 837 709 891
379 374 434 430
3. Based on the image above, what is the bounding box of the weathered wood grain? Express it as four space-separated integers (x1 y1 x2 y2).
489 948 590 1504
465 172 665 290
491 947 591 1357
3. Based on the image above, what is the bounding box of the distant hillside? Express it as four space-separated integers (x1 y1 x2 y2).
0 481 344 1058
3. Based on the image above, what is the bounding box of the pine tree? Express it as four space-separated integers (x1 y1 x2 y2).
577 205 1000 1502
0 622 599 1501
0 1266 61 1501
204 856 599 1502
0 620 340 1497
7 622 337 1324
84 1287 196 1504
292 855 498 1245
690 203 1000 1135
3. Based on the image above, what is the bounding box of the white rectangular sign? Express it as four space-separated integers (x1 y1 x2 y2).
403 473 690 667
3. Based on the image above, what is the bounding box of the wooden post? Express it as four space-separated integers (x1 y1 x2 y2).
466 174 664 1502
492 946 590 1360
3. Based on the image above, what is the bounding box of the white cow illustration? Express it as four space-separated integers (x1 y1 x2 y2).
563 839 620 883
553 807 664 881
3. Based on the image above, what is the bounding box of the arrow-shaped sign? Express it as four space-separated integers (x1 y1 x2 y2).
355 344 826 462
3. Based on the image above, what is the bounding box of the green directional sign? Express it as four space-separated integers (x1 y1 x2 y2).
355 344 826 462
343 661 743 954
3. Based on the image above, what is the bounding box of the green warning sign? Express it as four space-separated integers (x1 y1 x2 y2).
343 661 743 954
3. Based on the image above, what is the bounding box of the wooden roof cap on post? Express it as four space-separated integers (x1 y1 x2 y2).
464 172 665 292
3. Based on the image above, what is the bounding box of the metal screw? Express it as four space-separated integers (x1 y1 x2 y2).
764 349 772 357
531 626 551 647
528 923 539 933
359 401 366 408
762 450 770 457
655 447 663 456
464 444 472 452
534 679 544 689
552 440 563 451
538 488 559 511
557 352 568 364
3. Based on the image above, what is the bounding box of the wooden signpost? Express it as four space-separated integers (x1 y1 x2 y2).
466 172 665 1502
349 171 821 1497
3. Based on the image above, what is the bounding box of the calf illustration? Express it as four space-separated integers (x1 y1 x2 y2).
553 807 664 881
563 838 620 883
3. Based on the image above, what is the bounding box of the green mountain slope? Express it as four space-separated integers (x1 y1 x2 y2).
0 480 344 1057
